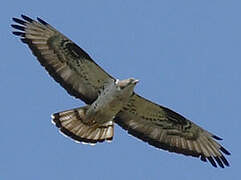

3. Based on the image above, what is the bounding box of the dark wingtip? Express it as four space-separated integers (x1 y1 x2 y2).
207 157 217 168
212 135 223 140
21 14 34 22
12 17 26 25
220 155 230 167
201 154 229 168
12 31 25 37
214 157 224 168
11 24 25 31
220 146 231 155
37 17 48 25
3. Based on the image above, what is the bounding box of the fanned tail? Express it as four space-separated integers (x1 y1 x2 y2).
51 106 114 144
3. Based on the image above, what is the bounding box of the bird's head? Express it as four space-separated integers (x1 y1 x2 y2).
115 78 139 90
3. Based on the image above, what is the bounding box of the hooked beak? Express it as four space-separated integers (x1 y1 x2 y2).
133 79 139 84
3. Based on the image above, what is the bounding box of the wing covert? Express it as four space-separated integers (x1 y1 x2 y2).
115 93 230 168
12 15 114 104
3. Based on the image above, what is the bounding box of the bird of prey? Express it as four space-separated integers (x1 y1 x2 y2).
12 15 230 168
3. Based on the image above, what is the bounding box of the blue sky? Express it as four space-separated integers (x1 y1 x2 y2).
1 0 240 179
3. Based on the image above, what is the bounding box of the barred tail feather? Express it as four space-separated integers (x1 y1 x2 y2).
51 106 114 144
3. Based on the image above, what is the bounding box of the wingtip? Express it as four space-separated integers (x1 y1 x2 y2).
37 17 48 25
214 157 225 168
220 155 230 167
21 14 34 22
220 146 231 155
12 31 25 37
12 17 18 22
212 135 223 140
201 154 229 168
12 17 26 25
11 24 25 31
207 156 218 168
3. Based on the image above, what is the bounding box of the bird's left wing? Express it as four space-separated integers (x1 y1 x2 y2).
115 93 230 168
11 15 114 104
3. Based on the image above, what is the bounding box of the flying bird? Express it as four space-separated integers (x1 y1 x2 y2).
11 15 230 168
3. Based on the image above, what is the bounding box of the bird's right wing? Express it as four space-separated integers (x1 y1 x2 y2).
115 93 230 168
12 15 114 104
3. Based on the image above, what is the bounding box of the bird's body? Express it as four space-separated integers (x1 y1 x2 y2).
84 78 138 125
12 15 230 168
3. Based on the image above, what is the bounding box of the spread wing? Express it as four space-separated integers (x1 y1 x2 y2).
11 15 114 104
115 93 230 168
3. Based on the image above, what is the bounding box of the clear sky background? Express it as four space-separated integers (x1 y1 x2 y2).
1 0 240 179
